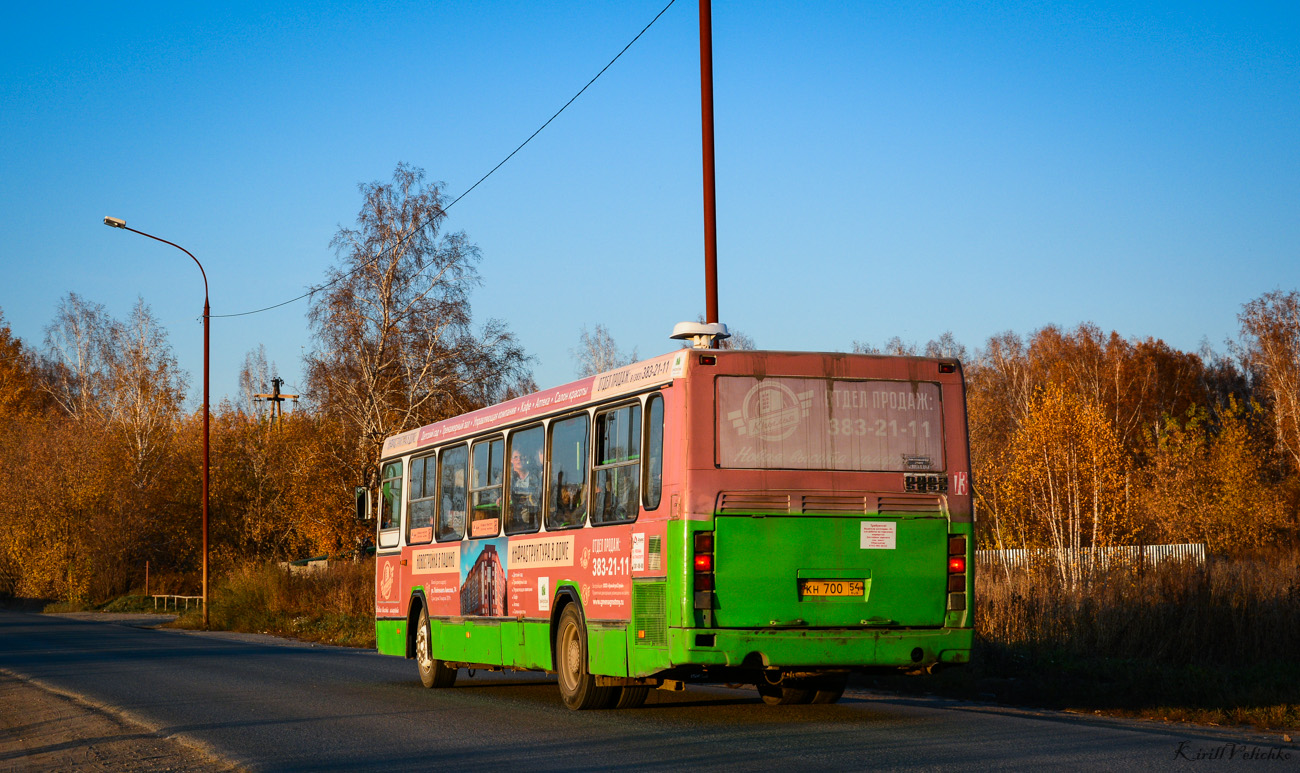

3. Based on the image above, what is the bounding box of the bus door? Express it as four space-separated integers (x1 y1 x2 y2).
375 459 405 619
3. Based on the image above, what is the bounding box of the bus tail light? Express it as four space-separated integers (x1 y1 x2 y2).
694 531 715 608
947 535 967 607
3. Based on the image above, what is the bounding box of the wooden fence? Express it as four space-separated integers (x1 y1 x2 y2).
976 543 1206 569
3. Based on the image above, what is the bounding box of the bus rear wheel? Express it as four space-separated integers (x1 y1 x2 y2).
555 605 615 710
756 679 814 705
415 607 457 689
613 686 650 709
809 673 849 704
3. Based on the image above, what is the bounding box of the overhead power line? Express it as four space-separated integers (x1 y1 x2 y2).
212 0 678 320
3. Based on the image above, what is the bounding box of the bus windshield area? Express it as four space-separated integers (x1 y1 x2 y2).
715 376 945 471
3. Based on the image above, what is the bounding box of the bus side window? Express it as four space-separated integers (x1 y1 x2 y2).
644 394 664 510
437 445 468 542
547 414 589 531
378 460 403 548
407 453 435 544
506 425 544 535
592 403 641 526
469 437 503 537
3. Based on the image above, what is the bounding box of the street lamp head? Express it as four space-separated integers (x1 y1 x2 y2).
103 216 126 229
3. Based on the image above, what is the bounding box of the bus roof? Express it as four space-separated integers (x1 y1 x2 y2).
379 347 964 459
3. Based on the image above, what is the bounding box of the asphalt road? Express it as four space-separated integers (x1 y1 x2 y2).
0 611 1293 772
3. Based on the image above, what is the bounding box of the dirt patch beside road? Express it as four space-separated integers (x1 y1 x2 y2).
0 670 240 772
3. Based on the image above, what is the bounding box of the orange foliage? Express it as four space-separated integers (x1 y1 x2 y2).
3 287 1299 603
998 384 1131 581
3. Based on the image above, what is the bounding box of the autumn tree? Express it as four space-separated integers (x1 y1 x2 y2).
102 299 187 486
924 331 968 361
852 331 961 359
0 309 41 418
237 344 275 417
306 163 531 482
571 323 638 377
1136 398 1287 551
1239 290 1300 472
1003 384 1130 583
852 337 917 356
41 293 117 422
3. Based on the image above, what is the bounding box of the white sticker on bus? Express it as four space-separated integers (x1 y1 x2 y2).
860 521 897 550
538 576 550 613
631 533 645 572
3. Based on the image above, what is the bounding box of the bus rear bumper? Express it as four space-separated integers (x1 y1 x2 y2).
666 626 972 669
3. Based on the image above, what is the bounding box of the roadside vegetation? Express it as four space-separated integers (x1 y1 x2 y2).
868 551 1300 732
170 560 375 648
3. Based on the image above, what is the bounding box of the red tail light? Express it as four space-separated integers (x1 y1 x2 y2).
948 556 965 574
694 531 715 610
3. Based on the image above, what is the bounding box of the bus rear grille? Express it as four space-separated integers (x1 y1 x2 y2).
632 582 667 647
716 492 944 516
798 494 869 514
876 495 945 515
717 492 791 513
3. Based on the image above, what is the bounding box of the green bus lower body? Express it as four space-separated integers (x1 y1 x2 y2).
377 615 970 680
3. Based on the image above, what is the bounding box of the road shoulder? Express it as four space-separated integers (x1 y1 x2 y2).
0 669 241 772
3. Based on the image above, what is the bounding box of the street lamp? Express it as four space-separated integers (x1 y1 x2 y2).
103 216 210 629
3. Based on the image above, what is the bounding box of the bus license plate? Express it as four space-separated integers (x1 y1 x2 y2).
800 580 865 597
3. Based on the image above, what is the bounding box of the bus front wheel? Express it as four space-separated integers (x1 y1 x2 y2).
555 605 615 710
416 607 457 689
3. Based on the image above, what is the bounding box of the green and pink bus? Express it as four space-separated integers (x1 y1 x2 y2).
368 342 973 709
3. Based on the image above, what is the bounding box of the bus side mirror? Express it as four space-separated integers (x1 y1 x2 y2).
355 486 372 521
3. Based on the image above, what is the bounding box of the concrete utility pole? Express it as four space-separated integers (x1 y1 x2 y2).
253 376 298 428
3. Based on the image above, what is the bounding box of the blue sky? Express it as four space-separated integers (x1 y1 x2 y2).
2 1 1297 407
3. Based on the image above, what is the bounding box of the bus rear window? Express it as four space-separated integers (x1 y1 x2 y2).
716 376 944 471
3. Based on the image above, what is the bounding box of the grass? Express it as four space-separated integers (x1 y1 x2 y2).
171 559 376 648
866 550 1300 732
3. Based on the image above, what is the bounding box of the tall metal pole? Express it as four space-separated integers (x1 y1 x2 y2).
102 218 210 629
202 294 209 629
699 0 720 330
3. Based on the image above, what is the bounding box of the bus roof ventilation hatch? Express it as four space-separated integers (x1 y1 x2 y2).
671 321 730 350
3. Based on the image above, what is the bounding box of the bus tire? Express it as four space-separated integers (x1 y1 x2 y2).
614 685 650 709
809 673 848 704
555 604 614 710
416 607 457 689
757 680 814 705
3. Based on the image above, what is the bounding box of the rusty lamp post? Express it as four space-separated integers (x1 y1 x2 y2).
103 216 210 629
